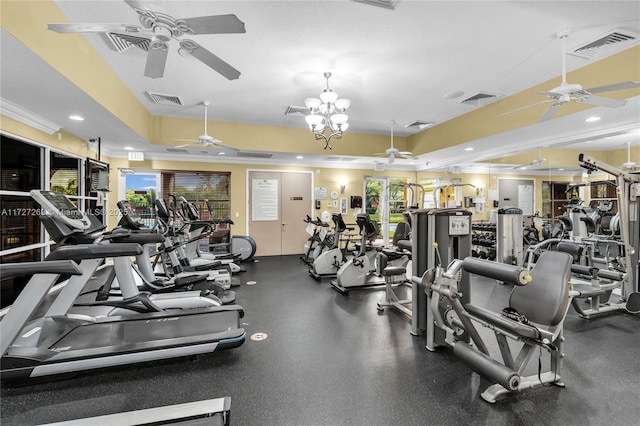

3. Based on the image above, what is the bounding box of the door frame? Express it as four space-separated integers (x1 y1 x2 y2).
245 169 314 236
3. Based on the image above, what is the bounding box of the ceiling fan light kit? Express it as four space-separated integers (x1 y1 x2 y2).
302 72 351 150
48 0 245 80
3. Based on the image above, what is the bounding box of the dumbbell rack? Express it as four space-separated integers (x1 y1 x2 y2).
471 222 496 261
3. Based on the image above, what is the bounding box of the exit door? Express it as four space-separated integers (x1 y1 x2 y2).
248 170 313 256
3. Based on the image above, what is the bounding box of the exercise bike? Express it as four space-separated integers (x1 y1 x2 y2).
301 215 330 265
331 214 390 295
309 213 357 281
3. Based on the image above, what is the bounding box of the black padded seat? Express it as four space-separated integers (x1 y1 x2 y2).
381 266 406 277
557 241 584 263
192 260 222 271
570 283 608 297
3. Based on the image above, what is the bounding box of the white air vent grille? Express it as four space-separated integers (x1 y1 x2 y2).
166 148 188 153
102 32 150 52
284 106 309 116
353 0 397 10
569 30 638 59
145 92 184 106
404 120 435 130
374 162 385 171
459 92 502 106
236 151 273 159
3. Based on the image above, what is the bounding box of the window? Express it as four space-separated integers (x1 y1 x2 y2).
542 181 578 219
1 136 43 259
50 151 80 198
161 171 231 220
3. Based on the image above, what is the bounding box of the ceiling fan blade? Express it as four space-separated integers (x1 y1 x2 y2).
538 103 562 122
175 142 197 148
48 23 142 33
498 100 554 117
584 81 640 94
181 14 246 34
144 46 168 78
187 42 241 80
123 0 152 12
536 91 563 98
579 96 626 108
213 142 239 152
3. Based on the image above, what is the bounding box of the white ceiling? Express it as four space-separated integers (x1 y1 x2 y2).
1 0 639 174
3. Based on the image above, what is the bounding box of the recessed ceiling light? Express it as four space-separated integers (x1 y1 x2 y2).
558 168 565 171
124 146 134 150
218 152 225 155
585 116 601 123
296 155 304 159
69 115 84 121
464 147 474 152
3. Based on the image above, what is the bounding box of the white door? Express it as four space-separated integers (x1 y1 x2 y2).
248 171 312 256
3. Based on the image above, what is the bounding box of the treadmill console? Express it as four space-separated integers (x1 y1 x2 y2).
31 190 91 230
30 190 94 243
117 200 147 230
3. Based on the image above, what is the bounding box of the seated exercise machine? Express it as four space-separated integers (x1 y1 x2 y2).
310 212 357 281
527 240 634 318
421 252 575 403
0 190 245 382
375 238 412 317
578 154 640 314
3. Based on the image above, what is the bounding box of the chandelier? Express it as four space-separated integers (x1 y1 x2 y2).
303 72 351 149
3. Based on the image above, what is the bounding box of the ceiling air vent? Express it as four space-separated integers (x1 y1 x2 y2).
284 105 309 116
458 92 502 106
404 120 435 130
100 32 150 53
145 91 184 106
166 148 188 153
236 151 273 159
352 0 397 10
568 29 638 59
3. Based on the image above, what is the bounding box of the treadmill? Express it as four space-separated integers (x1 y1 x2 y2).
0 190 245 382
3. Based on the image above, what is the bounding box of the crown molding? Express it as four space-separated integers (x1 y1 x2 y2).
0 98 61 135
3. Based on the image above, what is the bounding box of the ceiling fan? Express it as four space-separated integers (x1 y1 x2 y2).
501 28 640 122
621 142 638 170
175 101 238 152
48 0 245 79
513 151 546 170
374 121 418 163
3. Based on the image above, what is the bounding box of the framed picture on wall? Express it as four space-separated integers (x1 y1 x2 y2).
340 198 348 215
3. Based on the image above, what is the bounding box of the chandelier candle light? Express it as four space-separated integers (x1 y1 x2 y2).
304 72 351 149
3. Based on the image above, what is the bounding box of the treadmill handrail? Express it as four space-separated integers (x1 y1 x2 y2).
0 260 82 281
